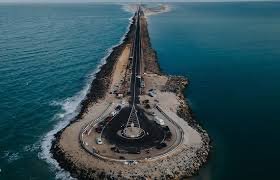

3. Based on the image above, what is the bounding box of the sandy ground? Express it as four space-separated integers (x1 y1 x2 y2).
110 45 130 94
143 4 171 17
143 73 168 91
59 67 204 178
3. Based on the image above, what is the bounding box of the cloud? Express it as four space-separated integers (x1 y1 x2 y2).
0 0 277 3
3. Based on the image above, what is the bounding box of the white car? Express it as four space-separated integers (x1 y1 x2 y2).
96 137 103 145
154 117 165 126
148 91 156 97
111 111 117 117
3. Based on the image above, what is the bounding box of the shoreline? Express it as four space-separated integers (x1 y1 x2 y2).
50 6 210 179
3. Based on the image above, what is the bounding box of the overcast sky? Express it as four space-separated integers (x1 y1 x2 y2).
0 0 277 3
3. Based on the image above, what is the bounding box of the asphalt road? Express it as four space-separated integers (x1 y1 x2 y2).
130 8 142 105
81 7 184 160
102 107 166 151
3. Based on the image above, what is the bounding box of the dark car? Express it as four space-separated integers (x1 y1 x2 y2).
119 156 125 160
163 126 170 132
98 121 106 127
105 116 112 122
95 127 102 133
156 142 167 149
115 105 122 111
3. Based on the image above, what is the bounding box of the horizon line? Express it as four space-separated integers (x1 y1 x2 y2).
0 0 279 4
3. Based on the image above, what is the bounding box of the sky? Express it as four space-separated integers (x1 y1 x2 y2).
0 0 277 3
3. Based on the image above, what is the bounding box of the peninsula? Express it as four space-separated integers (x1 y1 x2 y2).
51 5 210 179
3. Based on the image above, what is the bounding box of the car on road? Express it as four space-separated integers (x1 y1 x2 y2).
110 111 117 117
128 160 138 165
115 105 122 111
141 80 145 88
96 137 103 145
163 126 170 131
154 117 165 126
98 121 106 128
95 127 102 133
105 116 112 123
156 142 167 149
166 131 172 141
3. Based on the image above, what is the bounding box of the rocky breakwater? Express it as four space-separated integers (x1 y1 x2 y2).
76 15 137 119
140 11 161 74
163 76 211 177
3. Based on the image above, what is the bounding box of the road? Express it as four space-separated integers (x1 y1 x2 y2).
79 6 184 162
130 7 142 105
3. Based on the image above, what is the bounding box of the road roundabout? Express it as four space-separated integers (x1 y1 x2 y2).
80 101 184 162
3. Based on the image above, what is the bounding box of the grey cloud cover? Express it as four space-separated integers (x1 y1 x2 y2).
0 0 277 3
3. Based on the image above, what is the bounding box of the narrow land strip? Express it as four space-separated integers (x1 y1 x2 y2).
51 5 210 180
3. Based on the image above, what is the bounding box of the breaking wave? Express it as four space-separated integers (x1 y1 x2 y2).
2 151 21 164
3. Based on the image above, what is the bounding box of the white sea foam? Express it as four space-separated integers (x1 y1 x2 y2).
23 142 40 152
122 3 172 17
7 152 21 163
121 3 138 13
1 151 10 160
2 151 21 163
39 11 134 180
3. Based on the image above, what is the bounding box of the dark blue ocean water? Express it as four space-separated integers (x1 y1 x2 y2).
0 3 131 179
148 2 280 180
0 2 280 180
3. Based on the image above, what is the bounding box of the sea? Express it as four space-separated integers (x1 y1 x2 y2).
0 2 280 180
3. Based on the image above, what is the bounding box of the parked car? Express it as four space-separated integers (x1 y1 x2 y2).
148 91 156 97
154 117 165 126
115 105 122 111
105 116 112 122
110 111 117 117
156 142 167 149
141 80 145 88
96 137 103 145
163 126 170 131
98 121 105 127
95 127 102 133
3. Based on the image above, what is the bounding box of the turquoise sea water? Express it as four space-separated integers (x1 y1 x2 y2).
0 2 280 180
0 3 131 179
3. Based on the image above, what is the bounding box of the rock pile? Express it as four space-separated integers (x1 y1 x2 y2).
163 76 188 94
140 14 161 75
